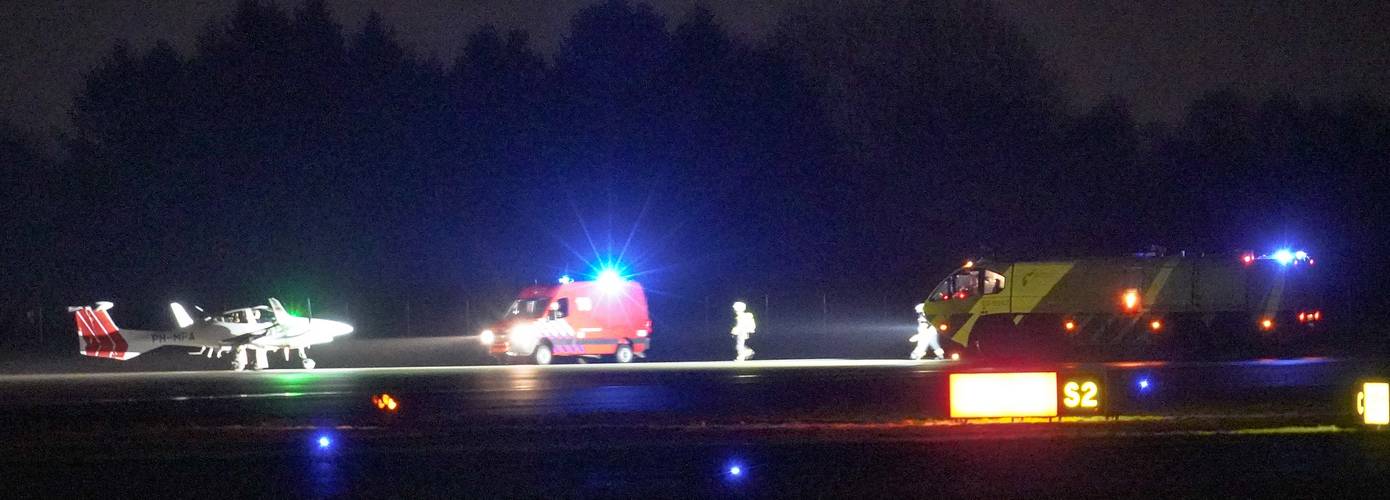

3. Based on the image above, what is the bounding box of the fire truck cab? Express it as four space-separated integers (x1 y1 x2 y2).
480 276 652 365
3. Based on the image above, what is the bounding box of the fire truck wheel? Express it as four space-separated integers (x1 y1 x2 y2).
614 344 634 363
532 343 554 365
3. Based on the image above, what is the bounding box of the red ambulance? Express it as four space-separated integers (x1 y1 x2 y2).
479 275 652 365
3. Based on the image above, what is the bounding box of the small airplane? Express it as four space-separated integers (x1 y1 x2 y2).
69 298 353 371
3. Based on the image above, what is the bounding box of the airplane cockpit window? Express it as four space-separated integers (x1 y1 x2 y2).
253 307 276 323
220 310 249 323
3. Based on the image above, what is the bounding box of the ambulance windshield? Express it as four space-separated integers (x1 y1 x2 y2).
506 298 549 318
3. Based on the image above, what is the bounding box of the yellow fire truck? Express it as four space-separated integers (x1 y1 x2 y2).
921 249 1323 359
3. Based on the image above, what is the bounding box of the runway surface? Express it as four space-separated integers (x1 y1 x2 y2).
4 357 1390 497
1 357 1372 424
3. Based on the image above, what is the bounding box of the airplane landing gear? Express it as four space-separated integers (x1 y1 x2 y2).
297 348 315 370
232 346 248 372
252 349 269 371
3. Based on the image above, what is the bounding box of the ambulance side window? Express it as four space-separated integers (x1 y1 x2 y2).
550 298 569 319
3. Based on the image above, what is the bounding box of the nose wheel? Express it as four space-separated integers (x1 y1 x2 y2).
297 348 315 370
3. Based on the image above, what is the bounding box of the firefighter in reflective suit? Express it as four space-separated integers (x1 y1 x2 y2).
910 303 944 360
731 301 756 361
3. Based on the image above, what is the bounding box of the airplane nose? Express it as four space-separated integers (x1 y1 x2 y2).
334 321 354 335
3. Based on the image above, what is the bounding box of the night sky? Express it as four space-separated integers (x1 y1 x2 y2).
5 0 1389 150
2 0 1388 357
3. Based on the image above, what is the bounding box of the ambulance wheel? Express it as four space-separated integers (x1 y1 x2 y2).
614 344 634 363
532 344 554 365
231 360 246 372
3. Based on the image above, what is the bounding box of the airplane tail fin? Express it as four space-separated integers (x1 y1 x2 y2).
69 302 153 360
268 298 289 318
170 302 195 329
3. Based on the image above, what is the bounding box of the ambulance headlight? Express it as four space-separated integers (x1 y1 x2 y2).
478 329 495 345
509 325 537 344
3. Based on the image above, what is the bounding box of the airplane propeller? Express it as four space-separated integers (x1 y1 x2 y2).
193 305 212 322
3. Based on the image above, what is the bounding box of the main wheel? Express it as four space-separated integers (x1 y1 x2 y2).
533 344 553 365
231 360 246 372
301 358 316 370
614 344 634 363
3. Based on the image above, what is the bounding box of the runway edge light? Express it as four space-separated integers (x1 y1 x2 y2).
1359 382 1389 426
949 372 1058 419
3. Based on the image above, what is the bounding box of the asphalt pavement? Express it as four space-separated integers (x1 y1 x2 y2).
3 357 1389 497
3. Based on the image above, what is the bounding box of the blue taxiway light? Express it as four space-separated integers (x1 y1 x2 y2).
1138 378 1151 390
317 436 332 449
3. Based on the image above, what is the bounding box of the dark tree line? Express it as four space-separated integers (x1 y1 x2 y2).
3 0 1388 353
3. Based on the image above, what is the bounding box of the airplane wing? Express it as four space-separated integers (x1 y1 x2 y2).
220 330 271 346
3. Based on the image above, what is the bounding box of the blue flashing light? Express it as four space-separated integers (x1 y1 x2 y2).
729 466 742 476
558 275 574 284
596 268 625 293
317 435 332 449
1271 249 1295 266
1294 250 1308 261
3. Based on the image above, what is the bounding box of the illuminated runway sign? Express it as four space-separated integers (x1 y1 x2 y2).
1359 382 1389 426
950 372 1059 419
1062 378 1101 411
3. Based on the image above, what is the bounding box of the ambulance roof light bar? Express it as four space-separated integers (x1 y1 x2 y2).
1272 249 1295 266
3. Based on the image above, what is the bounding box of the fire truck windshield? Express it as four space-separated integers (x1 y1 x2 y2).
928 269 1005 301
506 299 549 318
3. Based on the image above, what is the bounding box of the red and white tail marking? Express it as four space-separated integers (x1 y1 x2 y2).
72 304 132 360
